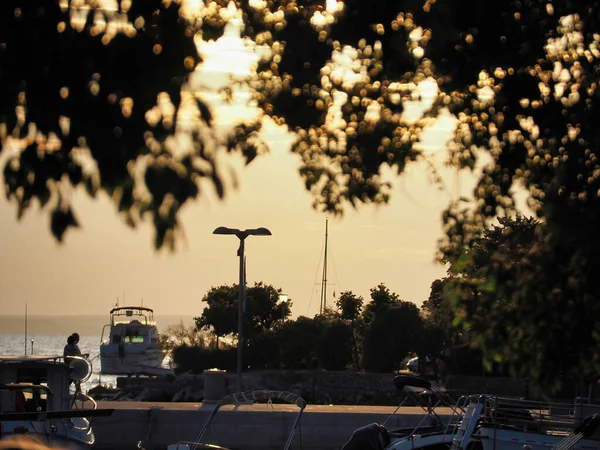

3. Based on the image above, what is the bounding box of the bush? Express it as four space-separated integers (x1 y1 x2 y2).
172 345 236 373
316 320 353 370
246 332 281 369
277 317 322 369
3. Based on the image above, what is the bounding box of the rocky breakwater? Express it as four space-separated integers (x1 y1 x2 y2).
100 370 403 405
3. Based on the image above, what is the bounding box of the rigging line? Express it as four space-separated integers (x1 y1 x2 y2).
400 154 455 208
398 175 431 210
306 237 326 316
328 232 343 302
422 156 455 201
397 163 452 211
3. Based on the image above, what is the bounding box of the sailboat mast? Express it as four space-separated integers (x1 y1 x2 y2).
320 218 329 314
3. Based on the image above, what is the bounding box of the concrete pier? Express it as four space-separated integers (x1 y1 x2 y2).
90 402 454 450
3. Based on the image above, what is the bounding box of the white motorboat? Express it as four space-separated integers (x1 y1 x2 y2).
476 395 600 450
100 306 165 375
342 376 600 450
0 355 113 449
342 375 467 450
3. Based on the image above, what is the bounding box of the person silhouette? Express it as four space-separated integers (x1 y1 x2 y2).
71 333 81 354
63 335 78 364
64 335 83 397
70 332 89 358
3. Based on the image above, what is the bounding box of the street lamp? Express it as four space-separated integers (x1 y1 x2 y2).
213 226 272 393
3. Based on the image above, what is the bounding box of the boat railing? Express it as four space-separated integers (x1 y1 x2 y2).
448 396 487 449
475 395 596 435
109 307 156 326
553 414 600 450
69 386 97 432
172 390 306 450
385 375 466 434
71 391 97 411
394 375 465 410
441 395 472 443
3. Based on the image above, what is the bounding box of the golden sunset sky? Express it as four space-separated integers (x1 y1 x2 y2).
0 142 471 318
0 2 481 319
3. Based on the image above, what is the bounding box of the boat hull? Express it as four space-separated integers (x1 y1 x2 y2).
100 344 164 375
386 430 455 450
0 417 94 449
478 427 600 450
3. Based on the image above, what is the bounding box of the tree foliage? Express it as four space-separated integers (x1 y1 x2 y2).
194 282 291 345
361 283 423 372
195 284 238 342
336 290 364 321
420 278 459 356
4 0 600 389
422 279 455 332
315 317 354 370
445 216 598 391
0 0 208 249
276 316 322 369
2 0 586 247
335 290 364 367
244 281 292 341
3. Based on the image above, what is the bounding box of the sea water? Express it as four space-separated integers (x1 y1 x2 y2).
0 334 119 393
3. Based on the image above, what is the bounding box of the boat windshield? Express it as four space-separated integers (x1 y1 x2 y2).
112 317 156 325
112 335 145 344
110 307 156 326
0 383 51 413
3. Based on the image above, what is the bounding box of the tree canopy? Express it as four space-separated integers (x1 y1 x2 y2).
446 216 600 391
195 284 239 342
420 278 459 358
4 0 600 390
4 0 595 248
421 279 456 338
194 282 291 345
335 290 364 322
361 283 423 372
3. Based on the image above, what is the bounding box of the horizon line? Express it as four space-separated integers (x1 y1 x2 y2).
0 313 196 317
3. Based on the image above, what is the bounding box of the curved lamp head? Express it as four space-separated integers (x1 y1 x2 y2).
213 227 272 238
213 227 239 235
246 227 272 236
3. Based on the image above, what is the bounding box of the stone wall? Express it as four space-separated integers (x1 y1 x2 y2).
111 370 529 404
114 370 402 405
241 370 401 405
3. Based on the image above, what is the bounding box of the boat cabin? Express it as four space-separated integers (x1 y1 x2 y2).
0 355 105 448
100 306 164 375
102 306 159 346
0 356 70 414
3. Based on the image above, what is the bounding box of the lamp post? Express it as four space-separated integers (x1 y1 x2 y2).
213 226 272 393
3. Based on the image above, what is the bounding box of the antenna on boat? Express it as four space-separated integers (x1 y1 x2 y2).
141 297 143 308
24 303 28 356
